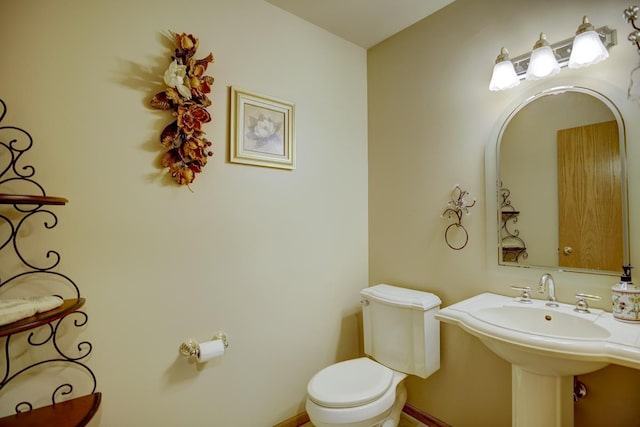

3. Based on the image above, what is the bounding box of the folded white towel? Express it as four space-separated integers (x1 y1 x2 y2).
0 296 65 326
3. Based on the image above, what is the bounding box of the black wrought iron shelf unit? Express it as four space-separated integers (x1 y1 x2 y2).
0 99 100 427
500 185 528 263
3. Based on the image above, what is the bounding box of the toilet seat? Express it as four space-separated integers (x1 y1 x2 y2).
307 357 393 408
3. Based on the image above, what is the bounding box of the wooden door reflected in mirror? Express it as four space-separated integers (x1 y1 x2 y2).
557 120 622 271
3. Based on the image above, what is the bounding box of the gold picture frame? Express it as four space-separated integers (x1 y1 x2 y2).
229 87 295 170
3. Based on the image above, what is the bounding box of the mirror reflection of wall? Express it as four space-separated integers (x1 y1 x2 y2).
498 90 625 272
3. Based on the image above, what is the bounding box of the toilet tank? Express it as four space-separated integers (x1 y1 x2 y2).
360 284 441 379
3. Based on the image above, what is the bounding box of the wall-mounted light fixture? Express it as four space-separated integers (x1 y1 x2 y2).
489 16 617 91
525 33 561 80
568 17 611 67
489 48 520 91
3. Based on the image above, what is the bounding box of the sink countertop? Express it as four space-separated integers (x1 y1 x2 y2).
436 292 640 370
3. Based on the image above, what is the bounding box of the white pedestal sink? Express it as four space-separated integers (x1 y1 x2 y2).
436 293 640 427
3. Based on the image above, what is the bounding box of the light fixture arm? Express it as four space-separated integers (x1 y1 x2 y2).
532 32 551 50
494 47 511 63
575 16 596 35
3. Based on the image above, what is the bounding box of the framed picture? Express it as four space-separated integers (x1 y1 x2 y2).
229 87 295 170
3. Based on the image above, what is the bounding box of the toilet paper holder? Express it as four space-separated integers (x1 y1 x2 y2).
179 332 229 358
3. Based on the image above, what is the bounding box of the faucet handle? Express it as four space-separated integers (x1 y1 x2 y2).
574 293 600 313
511 286 533 304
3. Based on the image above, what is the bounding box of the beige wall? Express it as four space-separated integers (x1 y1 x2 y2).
369 0 640 425
0 1 368 426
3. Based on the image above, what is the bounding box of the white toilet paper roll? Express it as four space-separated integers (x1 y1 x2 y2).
197 339 225 362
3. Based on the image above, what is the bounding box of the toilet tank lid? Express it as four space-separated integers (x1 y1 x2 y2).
361 284 441 311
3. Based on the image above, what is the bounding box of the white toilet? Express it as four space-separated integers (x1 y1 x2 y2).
306 284 441 427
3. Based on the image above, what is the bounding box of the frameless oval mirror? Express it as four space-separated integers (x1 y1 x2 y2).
496 86 629 274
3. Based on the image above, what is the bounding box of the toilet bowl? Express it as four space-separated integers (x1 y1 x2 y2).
305 357 407 427
305 284 441 427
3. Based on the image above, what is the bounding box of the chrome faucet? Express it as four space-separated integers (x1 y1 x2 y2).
538 273 559 307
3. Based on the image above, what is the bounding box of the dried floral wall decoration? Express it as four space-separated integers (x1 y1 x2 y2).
150 32 214 186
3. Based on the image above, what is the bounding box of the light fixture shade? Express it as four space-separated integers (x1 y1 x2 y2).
489 48 520 91
568 16 609 68
525 33 560 80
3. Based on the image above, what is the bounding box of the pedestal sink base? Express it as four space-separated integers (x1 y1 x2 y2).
435 293 640 426
512 366 573 427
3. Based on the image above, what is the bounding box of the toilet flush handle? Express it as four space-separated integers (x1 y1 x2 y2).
360 299 370 306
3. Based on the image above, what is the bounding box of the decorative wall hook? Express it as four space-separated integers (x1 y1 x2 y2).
441 185 476 250
624 5 640 53
624 6 640 101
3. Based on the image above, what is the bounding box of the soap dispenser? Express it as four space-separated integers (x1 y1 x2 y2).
612 265 640 322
